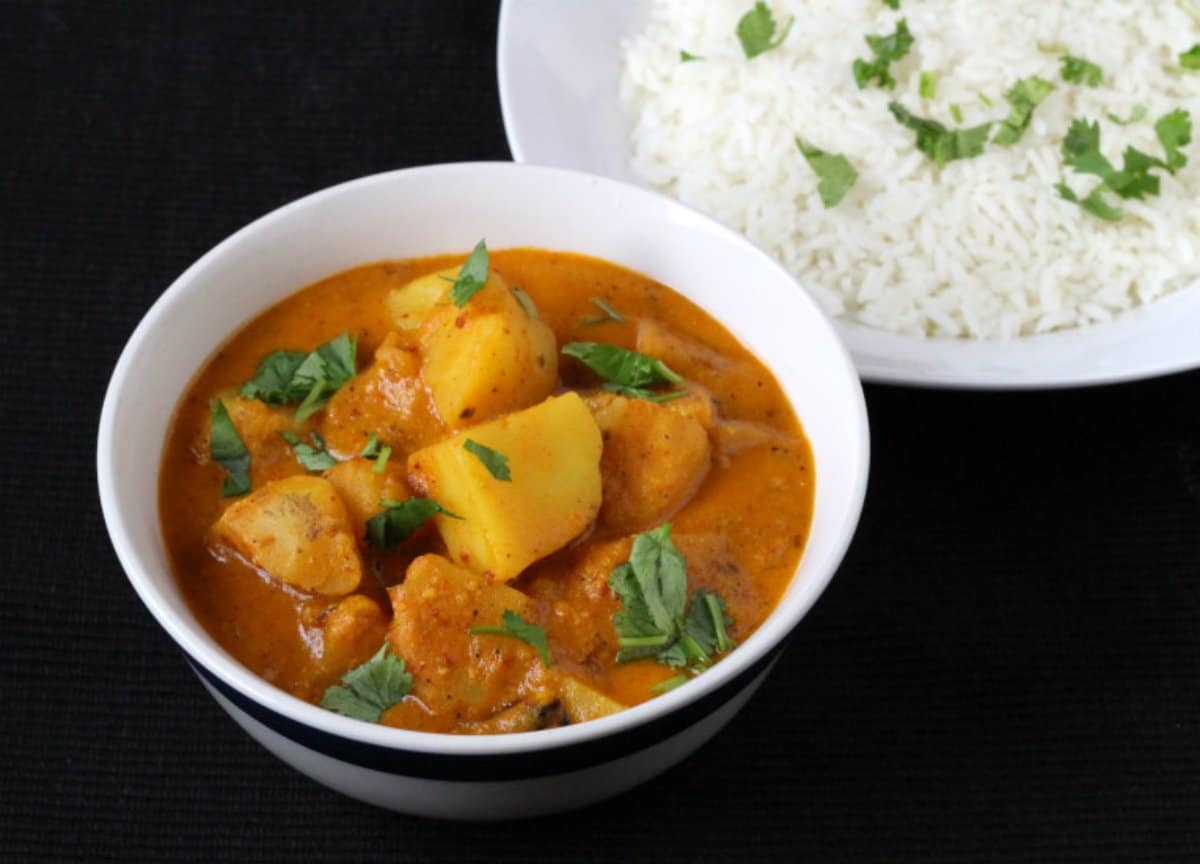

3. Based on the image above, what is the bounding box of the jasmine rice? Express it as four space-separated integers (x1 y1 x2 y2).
620 0 1200 339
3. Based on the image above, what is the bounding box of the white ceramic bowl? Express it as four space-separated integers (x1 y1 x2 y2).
497 0 1200 389
97 162 869 819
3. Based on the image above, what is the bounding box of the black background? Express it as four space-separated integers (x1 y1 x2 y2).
4 2 1199 861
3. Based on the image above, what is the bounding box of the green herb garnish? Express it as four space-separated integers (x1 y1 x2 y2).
365 497 459 553
796 138 859 207
319 645 413 723
608 525 736 680
1107 105 1148 126
210 399 251 497
993 76 1055 147
919 71 937 100
241 333 358 422
450 239 490 308
280 430 338 472
888 102 992 168
853 18 914 90
470 610 553 667
580 297 626 326
736 2 793 59
1156 109 1193 172
950 103 964 124
883 0 900 8
680 50 704 63
463 439 511 481
359 431 391 474
360 431 381 458
1055 182 1124 222
1180 44 1200 70
561 341 684 401
1060 55 1103 87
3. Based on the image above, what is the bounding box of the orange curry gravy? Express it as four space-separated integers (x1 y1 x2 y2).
160 249 814 733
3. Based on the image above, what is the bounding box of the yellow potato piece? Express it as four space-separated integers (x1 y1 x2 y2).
323 457 411 535
388 554 551 723
558 676 625 724
314 594 389 686
589 394 711 533
213 475 362 595
419 304 557 430
408 392 603 581
384 267 457 330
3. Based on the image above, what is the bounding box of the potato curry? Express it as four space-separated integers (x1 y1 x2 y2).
160 244 814 734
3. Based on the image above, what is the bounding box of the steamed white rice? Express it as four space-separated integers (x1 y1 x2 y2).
620 0 1200 339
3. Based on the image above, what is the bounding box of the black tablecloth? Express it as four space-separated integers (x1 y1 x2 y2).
4 2 1198 860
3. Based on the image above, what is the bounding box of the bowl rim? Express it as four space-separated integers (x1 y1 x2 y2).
96 161 870 757
496 0 1200 390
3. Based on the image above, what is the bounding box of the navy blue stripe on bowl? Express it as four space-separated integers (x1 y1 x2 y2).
187 646 781 782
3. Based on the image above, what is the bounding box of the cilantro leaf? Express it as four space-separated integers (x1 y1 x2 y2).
883 0 900 8
580 297 625 326
680 50 704 63
736 1 793 60
241 333 358 422
365 497 459 553
280 430 338 471
888 102 992 168
561 341 684 401
1062 119 1115 178
1107 105 1148 126
919 71 937 100
359 431 391 474
470 610 553 667
1060 55 1103 87
1156 109 1192 172
210 399 251 496
993 76 1055 147
360 431 381 459
319 644 413 723
795 138 859 207
463 439 511 481
608 525 737 683
450 239 490 307
1181 44 1200 70
853 18 914 90
1056 182 1124 222
240 350 308 404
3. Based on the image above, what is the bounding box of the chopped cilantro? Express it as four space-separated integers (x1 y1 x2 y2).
883 0 900 8
470 610 553 667
680 50 704 63
580 297 626 326
888 102 993 168
993 76 1055 147
1061 55 1103 87
1156 109 1192 172
463 439 511 481
608 525 736 682
950 103 964 124
360 431 381 459
1181 44 1200 70
1107 105 1148 126
561 341 684 402
241 333 357 422
209 399 251 497
795 137 859 207
736 2 793 59
365 497 459 553
1055 182 1124 222
853 18 914 90
319 645 413 723
919 71 937 100
450 239 490 307
280 430 338 472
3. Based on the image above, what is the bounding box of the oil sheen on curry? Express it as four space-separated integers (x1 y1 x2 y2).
160 244 814 734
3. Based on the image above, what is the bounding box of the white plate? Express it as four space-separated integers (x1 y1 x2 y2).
497 0 1200 389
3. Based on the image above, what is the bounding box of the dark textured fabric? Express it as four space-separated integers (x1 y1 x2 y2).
3 2 1198 860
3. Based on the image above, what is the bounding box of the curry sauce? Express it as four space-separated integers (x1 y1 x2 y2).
160 249 814 733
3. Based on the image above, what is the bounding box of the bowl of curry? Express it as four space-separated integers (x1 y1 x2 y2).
98 162 869 819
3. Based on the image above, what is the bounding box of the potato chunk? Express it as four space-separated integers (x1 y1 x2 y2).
313 594 389 686
589 395 711 533
385 265 526 330
322 457 411 535
559 677 624 723
213 475 362 595
408 392 603 581
320 332 442 456
388 555 553 723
